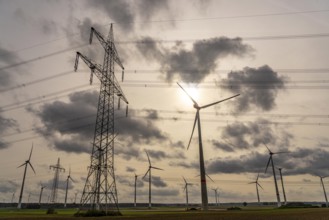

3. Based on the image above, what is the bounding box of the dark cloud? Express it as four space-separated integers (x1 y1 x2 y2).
126 166 136 173
151 176 167 188
207 147 329 177
136 0 170 23
223 65 286 112
169 161 199 169
136 36 253 83
0 46 21 87
87 0 134 31
0 180 19 193
0 115 19 149
87 0 172 32
212 118 293 152
29 91 171 154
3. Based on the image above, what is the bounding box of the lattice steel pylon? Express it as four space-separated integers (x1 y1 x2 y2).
49 158 65 203
74 24 128 212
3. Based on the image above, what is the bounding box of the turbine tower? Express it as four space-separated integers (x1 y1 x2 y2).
64 168 75 208
183 177 192 210
319 175 328 207
17 144 35 209
177 82 239 210
143 150 163 209
277 167 287 205
38 184 46 205
212 188 219 206
134 173 138 207
74 24 128 212
264 145 289 207
248 173 263 204
49 158 65 203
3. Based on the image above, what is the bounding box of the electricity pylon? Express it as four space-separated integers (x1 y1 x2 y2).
49 158 65 203
74 24 128 212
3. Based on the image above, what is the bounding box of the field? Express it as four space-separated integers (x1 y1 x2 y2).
1 207 329 220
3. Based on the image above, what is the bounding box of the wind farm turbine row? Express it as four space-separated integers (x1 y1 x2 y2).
15 144 75 208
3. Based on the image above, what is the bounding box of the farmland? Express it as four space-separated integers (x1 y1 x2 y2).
0 207 329 220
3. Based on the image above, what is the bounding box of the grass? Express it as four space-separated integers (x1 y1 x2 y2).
0 207 329 219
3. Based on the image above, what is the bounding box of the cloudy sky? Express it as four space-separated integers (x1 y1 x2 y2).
1 0 329 205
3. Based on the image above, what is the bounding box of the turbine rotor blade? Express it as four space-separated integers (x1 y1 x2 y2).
177 82 199 107
206 174 215 183
187 113 198 150
265 156 271 173
274 151 290 154
151 166 163 171
69 177 75 183
145 150 151 166
257 182 264 189
182 176 187 184
256 173 260 181
200 94 240 109
28 162 36 174
143 168 150 179
28 144 33 161
264 143 271 153
17 162 26 168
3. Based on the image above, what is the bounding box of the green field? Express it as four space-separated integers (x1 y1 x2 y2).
1 207 329 220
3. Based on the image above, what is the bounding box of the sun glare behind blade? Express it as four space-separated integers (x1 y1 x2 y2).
177 82 198 106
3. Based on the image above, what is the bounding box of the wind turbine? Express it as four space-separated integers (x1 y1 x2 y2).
183 177 192 210
143 150 163 209
318 175 328 207
277 167 287 205
17 144 36 209
264 144 289 207
11 192 15 203
38 184 46 205
212 188 219 206
248 173 263 204
134 173 138 207
177 82 239 210
64 168 75 208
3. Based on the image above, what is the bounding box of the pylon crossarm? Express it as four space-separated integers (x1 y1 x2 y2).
90 27 107 50
113 76 128 104
111 43 124 70
75 52 103 74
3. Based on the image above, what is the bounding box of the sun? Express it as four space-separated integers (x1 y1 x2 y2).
179 84 200 106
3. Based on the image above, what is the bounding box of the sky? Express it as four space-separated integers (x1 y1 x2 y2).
0 0 329 205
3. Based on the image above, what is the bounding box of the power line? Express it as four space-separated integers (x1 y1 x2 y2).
1 33 329 73
0 70 75 93
2 116 329 147
2 68 329 95
4 8 329 54
0 84 98 113
120 9 329 25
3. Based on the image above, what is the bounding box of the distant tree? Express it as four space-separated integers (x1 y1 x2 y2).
243 202 248 207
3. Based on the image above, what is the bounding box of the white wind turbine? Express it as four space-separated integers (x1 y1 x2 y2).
183 176 193 210
64 168 75 208
17 144 36 209
264 144 289 207
143 150 163 209
318 175 328 207
248 173 263 204
212 188 219 207
38 184 46 205
177 82 239 210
